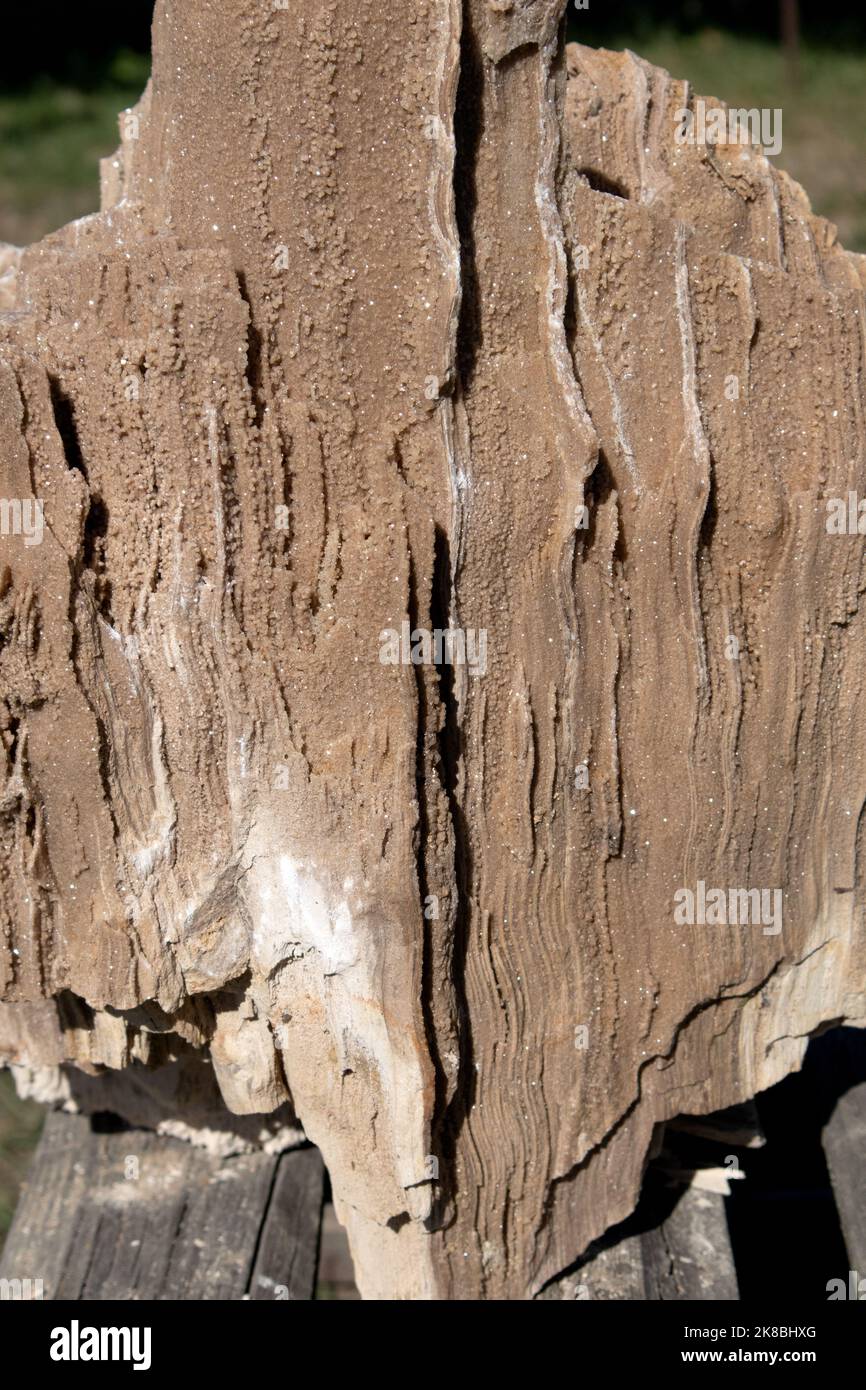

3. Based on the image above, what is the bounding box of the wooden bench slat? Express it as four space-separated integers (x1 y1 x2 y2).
0 1110 324 1301
641 1186 738 1301
249 1148 325 1301
824 1085 866 1274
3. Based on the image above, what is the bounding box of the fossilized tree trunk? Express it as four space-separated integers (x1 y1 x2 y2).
2 1 866 1299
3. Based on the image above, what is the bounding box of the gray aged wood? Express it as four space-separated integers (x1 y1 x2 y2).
820 1038 866 1274
248 1148 325 1301
0 1111 324 1300
641 1188 739 1302
560 1234 646 1301
539 1185 738 1301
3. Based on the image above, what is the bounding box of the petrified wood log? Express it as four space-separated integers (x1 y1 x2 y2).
1 1 865 1299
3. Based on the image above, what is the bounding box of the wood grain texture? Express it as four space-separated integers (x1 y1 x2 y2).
0 1111 323 1300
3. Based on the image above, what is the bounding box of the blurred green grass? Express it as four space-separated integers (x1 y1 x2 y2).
0 1072 44 1243
0 49 150 246
586 28 866 252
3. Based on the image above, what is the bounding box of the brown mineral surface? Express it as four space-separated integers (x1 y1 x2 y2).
1 1 864 1299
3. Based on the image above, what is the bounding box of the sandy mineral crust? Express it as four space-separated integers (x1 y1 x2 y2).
1 0 865 1298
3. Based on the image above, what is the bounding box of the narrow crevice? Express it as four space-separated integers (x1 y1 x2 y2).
694 455 718 706
563 235 579 353
432 530 460 837
410 520 475 1232
48 375 116 622
66 567 120 846
698 458 718 554
5 714 20 767
236 271 266 433
82 495 108 572
408 544 441 1093
82 493 114 624
453 4 485 393
48 376 87 478
578 448 626 564
427 524 476 1233
414 2 487 1244
579 168 630 200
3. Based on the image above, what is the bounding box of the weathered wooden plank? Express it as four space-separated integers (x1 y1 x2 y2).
0 1111 324 1300
539 1172 739 1301
642 1187 739 1301
824 1089 866 1272
544 1234 646 1301
248 1148 325 1301
820 1031 866 1274
0 1111 91 1298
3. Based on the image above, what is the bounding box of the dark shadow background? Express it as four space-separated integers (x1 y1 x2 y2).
567 0 866 48
6 1 866 85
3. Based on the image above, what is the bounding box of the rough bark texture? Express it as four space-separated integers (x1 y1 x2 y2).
1 1 865 1299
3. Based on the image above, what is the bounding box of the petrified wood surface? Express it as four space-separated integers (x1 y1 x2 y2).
1 1 865 1299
